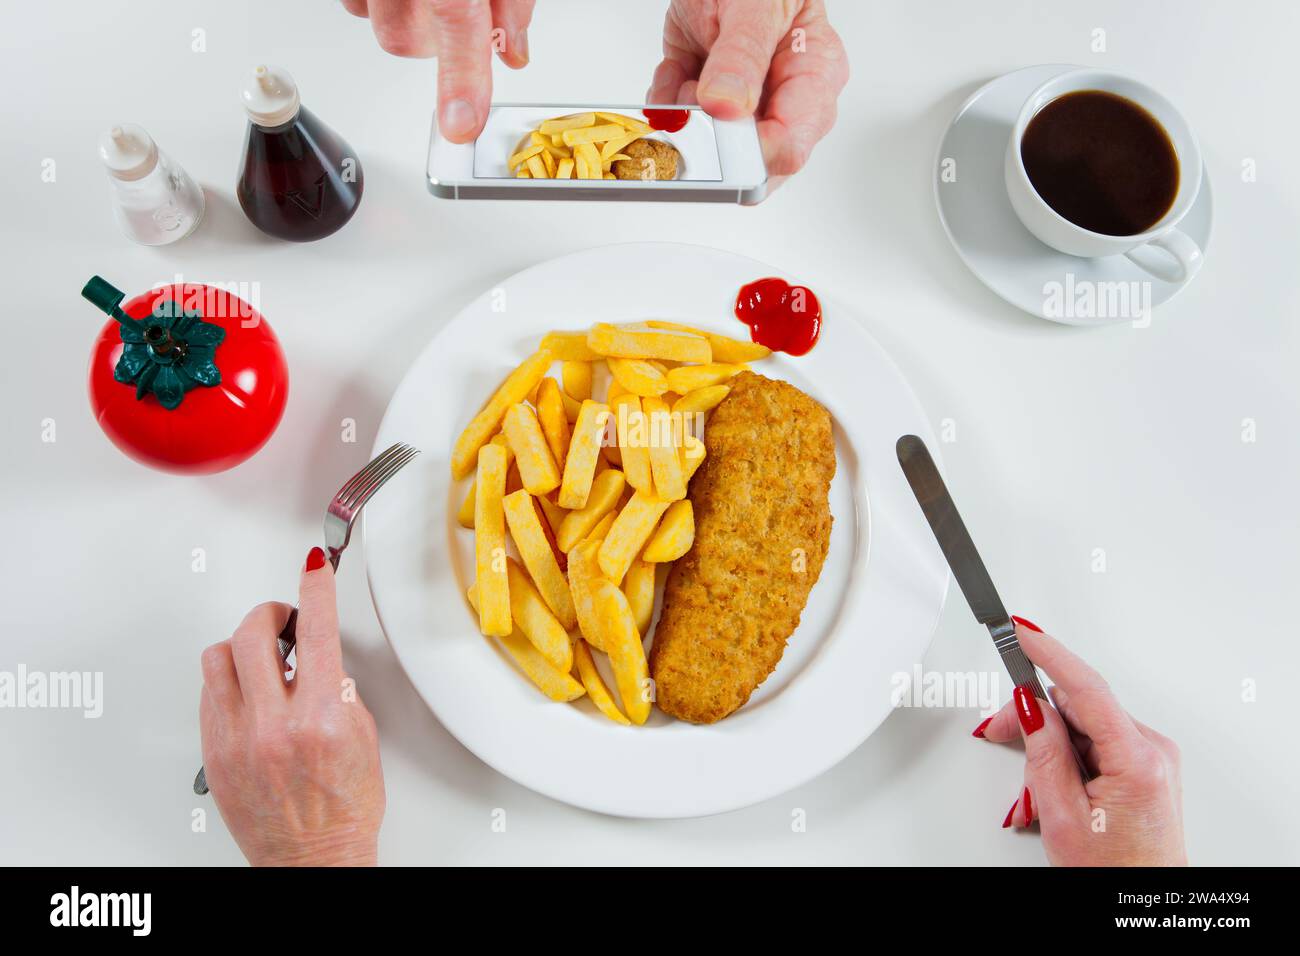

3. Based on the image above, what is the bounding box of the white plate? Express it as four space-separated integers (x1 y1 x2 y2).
934 64 1214 324
364 242 949 818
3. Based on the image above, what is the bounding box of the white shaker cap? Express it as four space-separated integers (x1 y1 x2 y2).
98 124 159 181
239 64 301 127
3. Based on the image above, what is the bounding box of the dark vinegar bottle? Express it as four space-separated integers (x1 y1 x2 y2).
236 65 363 242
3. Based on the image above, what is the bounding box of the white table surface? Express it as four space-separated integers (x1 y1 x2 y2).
2 0 1297 866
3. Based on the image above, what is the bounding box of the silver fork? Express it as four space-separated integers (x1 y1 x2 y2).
193 442 420 795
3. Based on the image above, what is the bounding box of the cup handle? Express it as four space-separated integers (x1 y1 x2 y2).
1124 229 1203 285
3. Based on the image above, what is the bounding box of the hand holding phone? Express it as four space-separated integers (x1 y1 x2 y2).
428 104 768 204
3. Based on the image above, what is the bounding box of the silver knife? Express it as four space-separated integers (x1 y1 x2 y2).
896 434 1090 778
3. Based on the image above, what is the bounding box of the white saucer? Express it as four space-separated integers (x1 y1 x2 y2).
934 64 1214 325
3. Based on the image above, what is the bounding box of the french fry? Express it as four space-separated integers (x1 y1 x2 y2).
539 112 596 135
673 384 731 416
534 377 572 466
474 444 511 637
561 123 625 147
606 376 627 403
540 147 557 178
467 588 584 702
535 494 569 539
641 396 686 501
598 489 671 583
458 433 516 527
561 360 593 401
556 156 574 179
532 495 567 572
452 350 552 479
608 357 669 397
505 559 572 671
526 154 547 179
505 460 524 494
641 500 694 562
516 166 531 178
600 133 641 161
588 323 712 364
560 389 582 423
681 433 707 480
502 403 562 495
584 510 617 544
589 580 652 725
645 320 772 363
601 443 622 467
665 363 741 394
559 400 610 509
623 556 655 635
617 483 635 510
503 489 577 629
508 143 545 169
567 539 607 652
456 483 477 529
540 331 601 362
557 468 626 551
573 142 603 180
596 111 653 134
574 639 630 725
613 394 653 492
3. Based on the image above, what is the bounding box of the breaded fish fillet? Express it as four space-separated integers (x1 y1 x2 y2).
649 372 835 723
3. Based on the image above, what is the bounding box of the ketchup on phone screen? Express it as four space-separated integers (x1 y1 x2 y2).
642 109 690 133
734 277 822 356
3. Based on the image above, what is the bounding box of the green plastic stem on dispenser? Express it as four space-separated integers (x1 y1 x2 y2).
81 276 227 411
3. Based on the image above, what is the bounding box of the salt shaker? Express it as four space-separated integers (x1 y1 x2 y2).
98 124 205 245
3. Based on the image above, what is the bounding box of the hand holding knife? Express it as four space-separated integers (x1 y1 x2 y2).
896 434 1092 782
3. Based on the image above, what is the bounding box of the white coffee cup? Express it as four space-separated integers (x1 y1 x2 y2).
1004 69 1203 285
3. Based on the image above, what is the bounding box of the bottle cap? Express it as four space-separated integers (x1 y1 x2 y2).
98 124 159 181
240 64 301 127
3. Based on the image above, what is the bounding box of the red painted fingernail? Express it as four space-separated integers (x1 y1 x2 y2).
1022 787 1033 822
305 547 326 572
971 716 993 739
1014 685 1045 736
1012 615 1042 633
1001 799 1017 829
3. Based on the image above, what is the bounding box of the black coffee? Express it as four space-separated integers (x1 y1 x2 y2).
1020 90 1179 236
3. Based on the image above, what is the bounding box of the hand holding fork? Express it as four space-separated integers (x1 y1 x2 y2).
194 443 417 866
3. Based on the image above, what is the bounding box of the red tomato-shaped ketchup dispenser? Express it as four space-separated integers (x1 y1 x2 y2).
81 276 289 475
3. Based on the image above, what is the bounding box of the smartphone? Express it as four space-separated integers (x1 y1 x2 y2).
427 104 768 204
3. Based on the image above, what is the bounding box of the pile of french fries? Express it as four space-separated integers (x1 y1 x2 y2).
452 321 773 724
508 111 655 180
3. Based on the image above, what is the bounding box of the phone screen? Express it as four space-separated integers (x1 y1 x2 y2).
473 106 724 181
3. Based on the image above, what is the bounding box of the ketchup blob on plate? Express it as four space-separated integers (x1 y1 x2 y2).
734 277 822 356
643 108 690 132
